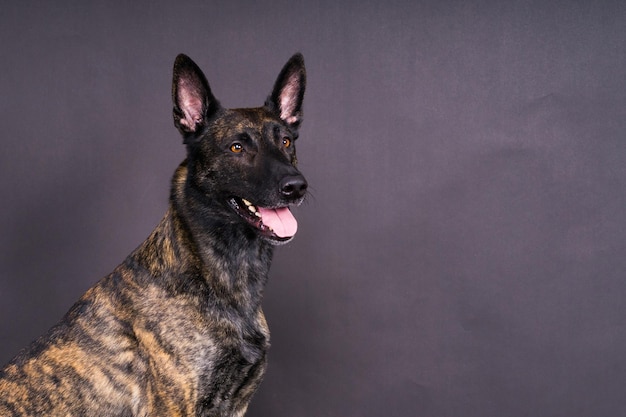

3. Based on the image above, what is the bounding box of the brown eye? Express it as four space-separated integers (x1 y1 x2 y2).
230 143 243 153
282 137 291 148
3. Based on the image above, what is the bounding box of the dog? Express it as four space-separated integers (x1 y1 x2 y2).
0 52 307 416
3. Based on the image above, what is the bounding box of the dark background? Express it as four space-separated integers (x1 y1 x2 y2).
2 1 626 416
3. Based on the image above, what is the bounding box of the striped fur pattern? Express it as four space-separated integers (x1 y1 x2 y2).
0 52 307 416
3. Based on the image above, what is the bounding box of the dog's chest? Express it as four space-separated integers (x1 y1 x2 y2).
140 292 270 414
200 327 268 408
191 316 269 414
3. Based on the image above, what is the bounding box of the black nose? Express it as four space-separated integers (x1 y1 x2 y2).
279 175 308 199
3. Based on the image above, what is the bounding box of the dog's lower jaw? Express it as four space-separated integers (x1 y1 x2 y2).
262 230 295 245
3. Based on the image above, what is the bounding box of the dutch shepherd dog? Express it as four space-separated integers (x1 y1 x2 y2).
0 52 308 416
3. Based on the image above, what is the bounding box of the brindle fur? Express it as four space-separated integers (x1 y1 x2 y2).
0 53 307 416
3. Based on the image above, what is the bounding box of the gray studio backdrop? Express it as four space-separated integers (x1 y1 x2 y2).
1 1 626 416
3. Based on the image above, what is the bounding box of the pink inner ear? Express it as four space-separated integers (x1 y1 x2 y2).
279 75 300 122
178 79 203 131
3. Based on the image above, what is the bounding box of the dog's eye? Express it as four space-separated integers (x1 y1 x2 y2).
230 143 243 153
282 137 291 148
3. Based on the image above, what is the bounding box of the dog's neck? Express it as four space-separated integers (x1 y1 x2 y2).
130 162 273 314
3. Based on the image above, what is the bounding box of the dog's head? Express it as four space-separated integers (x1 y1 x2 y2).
171 53 307 245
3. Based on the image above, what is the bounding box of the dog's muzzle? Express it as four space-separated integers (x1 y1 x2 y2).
227 177 306 243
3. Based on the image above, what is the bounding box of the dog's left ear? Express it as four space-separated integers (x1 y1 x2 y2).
266 53 306 130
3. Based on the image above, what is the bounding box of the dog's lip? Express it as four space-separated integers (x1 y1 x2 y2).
227 197 296 241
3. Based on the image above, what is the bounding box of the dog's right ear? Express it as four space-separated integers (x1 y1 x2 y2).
266 53 306 130
172 54 221 143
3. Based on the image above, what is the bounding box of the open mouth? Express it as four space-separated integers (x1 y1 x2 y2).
228 197 298 242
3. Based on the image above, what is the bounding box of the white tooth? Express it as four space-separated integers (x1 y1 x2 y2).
254 211 262 218
248 205 257 213
242 198 252 206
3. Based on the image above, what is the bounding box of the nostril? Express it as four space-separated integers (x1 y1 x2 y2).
280 175 308 199
284 184 294 193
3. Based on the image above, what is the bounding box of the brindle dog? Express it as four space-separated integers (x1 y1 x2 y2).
0 53 308 416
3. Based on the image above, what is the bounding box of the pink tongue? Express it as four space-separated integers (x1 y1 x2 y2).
257 207 298 238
